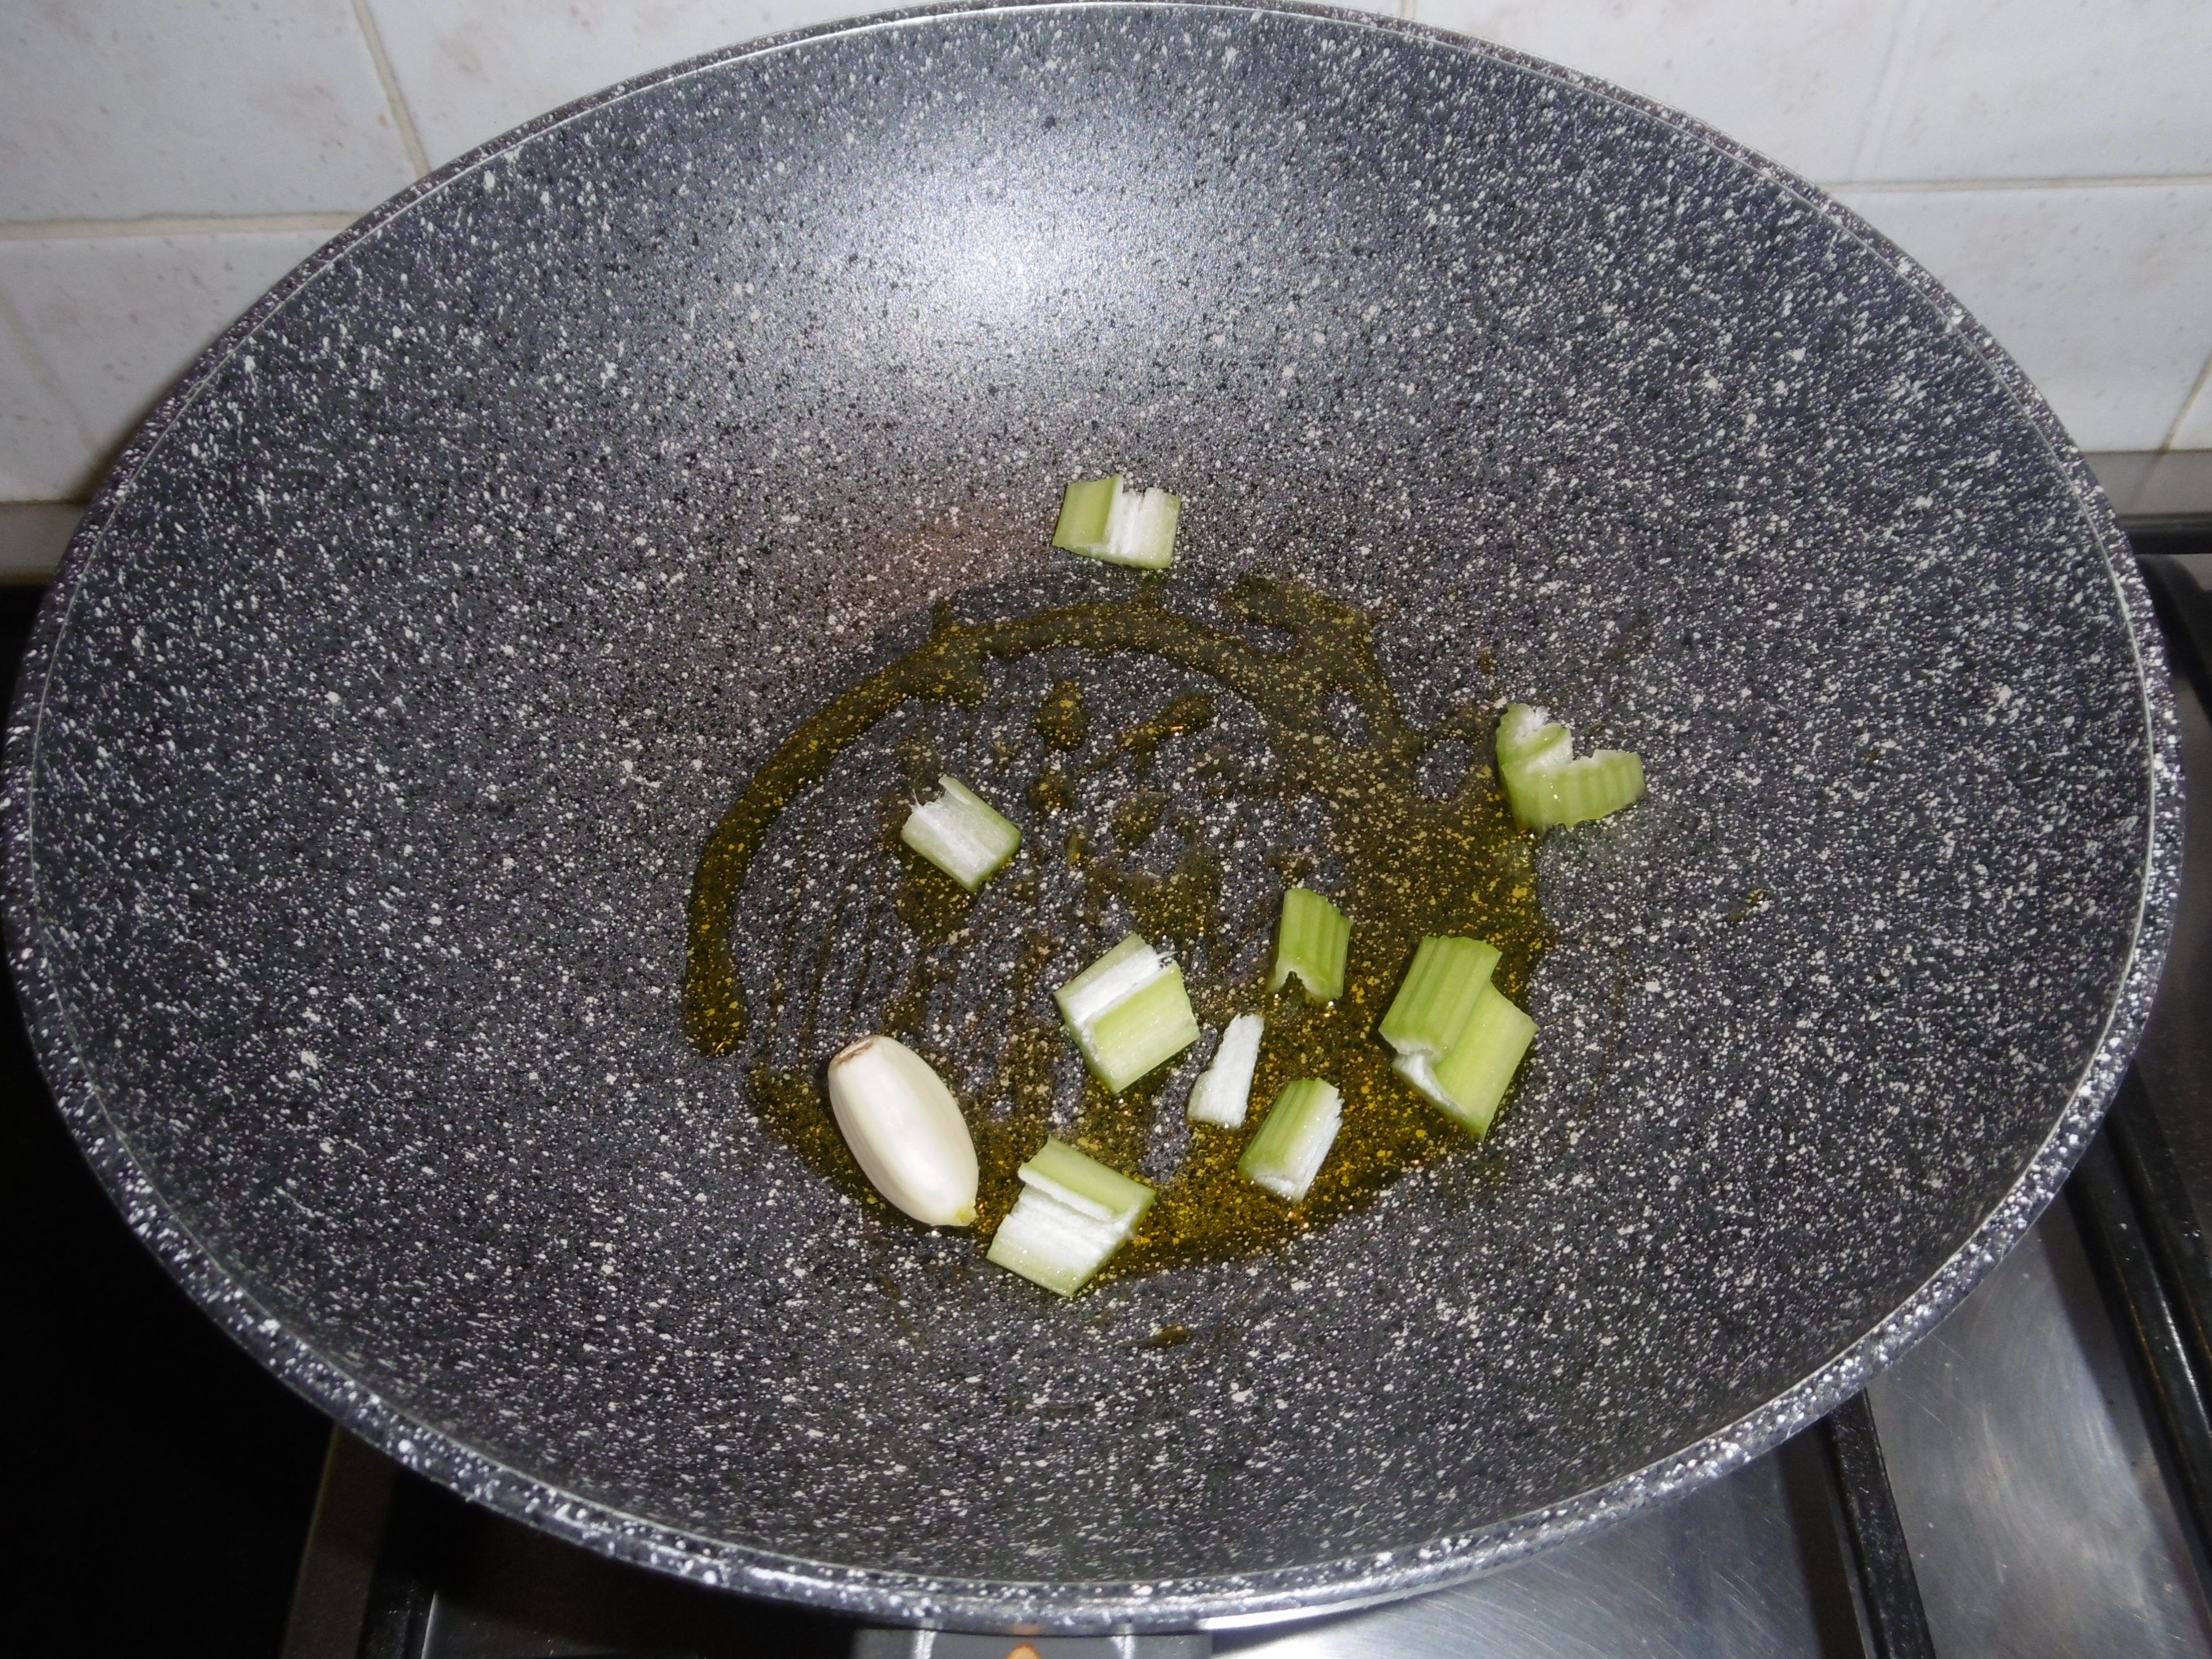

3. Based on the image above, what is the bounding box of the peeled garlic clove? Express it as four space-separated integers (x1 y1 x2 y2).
825 1035 979 1226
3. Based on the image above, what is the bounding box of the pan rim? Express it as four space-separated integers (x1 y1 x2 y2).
2 0 2184 1632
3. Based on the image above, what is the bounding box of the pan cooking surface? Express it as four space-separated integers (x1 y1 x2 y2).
3 0 2179 1630
685 570 1556 1278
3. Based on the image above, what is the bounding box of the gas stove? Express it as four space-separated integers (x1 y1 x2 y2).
248 534 2212 1659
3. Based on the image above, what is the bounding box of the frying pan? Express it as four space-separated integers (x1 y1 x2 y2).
3 0 2182 1634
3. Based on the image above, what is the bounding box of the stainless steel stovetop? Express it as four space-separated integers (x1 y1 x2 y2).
281 542 2212 1659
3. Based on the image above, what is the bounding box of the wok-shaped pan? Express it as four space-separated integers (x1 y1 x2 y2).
3 0 2181 1632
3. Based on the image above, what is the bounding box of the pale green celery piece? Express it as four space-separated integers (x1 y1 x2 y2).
1391 1051 1453 1115
1018 1137 1152 1225
1055 933 1161 1034
1107 486 1180 570
899 774 1020 892
1551 750 1645 826
1496 702 1642 830
1052 475 1121 556
1503 772 1566 829
1495 703 1570 768
1056 934 1198 1090
1086 965 1200 1091
989 1139 1155 1296
1496 703 1573 829
1052 474 1181 569
1378 935 1501 1059
987 1190 1127 1296
1426 981 1536 1137
1239 1078 1344 1203
1269 886 1350 1003
1188 1012 1264 1127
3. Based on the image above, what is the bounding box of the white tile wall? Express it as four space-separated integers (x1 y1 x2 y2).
363 0 1399 168
0 229 337 491
0 0 2206 507
361 0 891 168
0 502 82 581
1408 0 1911 182
0 0 417 223
1859 0 2212 181
1834 181 2212 452
0 299 96 502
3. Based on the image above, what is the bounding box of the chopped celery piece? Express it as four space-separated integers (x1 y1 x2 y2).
1055 933 1200 1091
1239 1078 1343 1203
1552 750 1645 825
1108 485 1181 570
988 1190 1134 1296
1396 981 1535 1138
1269 886 1349 1004
1056 933 1160 1030
1050 474 1182 570
899 774 1020 893
1392 1052 1449 1112
1188 1012 1264 1128
1495 703 1571 771
1495 703 1573 828
1496 703 1644 830
1378 935 1501 1060
1052 476 1120 555
1088 966 1200 1092
988 1138 1154 1296
1018 1135 1152 1223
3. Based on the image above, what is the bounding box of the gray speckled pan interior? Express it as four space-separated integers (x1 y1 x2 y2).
2 0 2182 1633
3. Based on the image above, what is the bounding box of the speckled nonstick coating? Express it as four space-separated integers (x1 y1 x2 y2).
1 0 2181 1633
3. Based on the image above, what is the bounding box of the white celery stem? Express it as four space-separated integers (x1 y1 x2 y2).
1188 1013 1264 1127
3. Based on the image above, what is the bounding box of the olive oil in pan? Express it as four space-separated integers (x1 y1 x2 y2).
690 575 1547 1278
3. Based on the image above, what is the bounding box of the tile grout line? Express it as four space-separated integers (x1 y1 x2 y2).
3 172 2205 246
350 0 431 178
2158 349 2212 455
0 213 360 243
1821 172 2212 194
1847 0 1932 184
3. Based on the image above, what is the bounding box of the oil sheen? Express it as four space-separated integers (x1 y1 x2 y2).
684 574 1547 1279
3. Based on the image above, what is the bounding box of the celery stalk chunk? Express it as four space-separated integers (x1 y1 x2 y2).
899 774 1020 892
1378 935 1501 1060
988 1138 1154 1296
1269 886 1349 1004
1052 476 1120 556
1050 474 1182 569
1402 981 1536 1138
1239 1078 1344 1203
1088 967 1200 1092
1495 702 1570 770
986 1194 1117 1296
1188 1012 1264 1128
1055 933 1200 1091
1105 485 1181 569
1552 750 1645 825
1056 933 1160 1029
1496 702 1644 829
1018 1135 1152 1222
1495 703 1573 828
